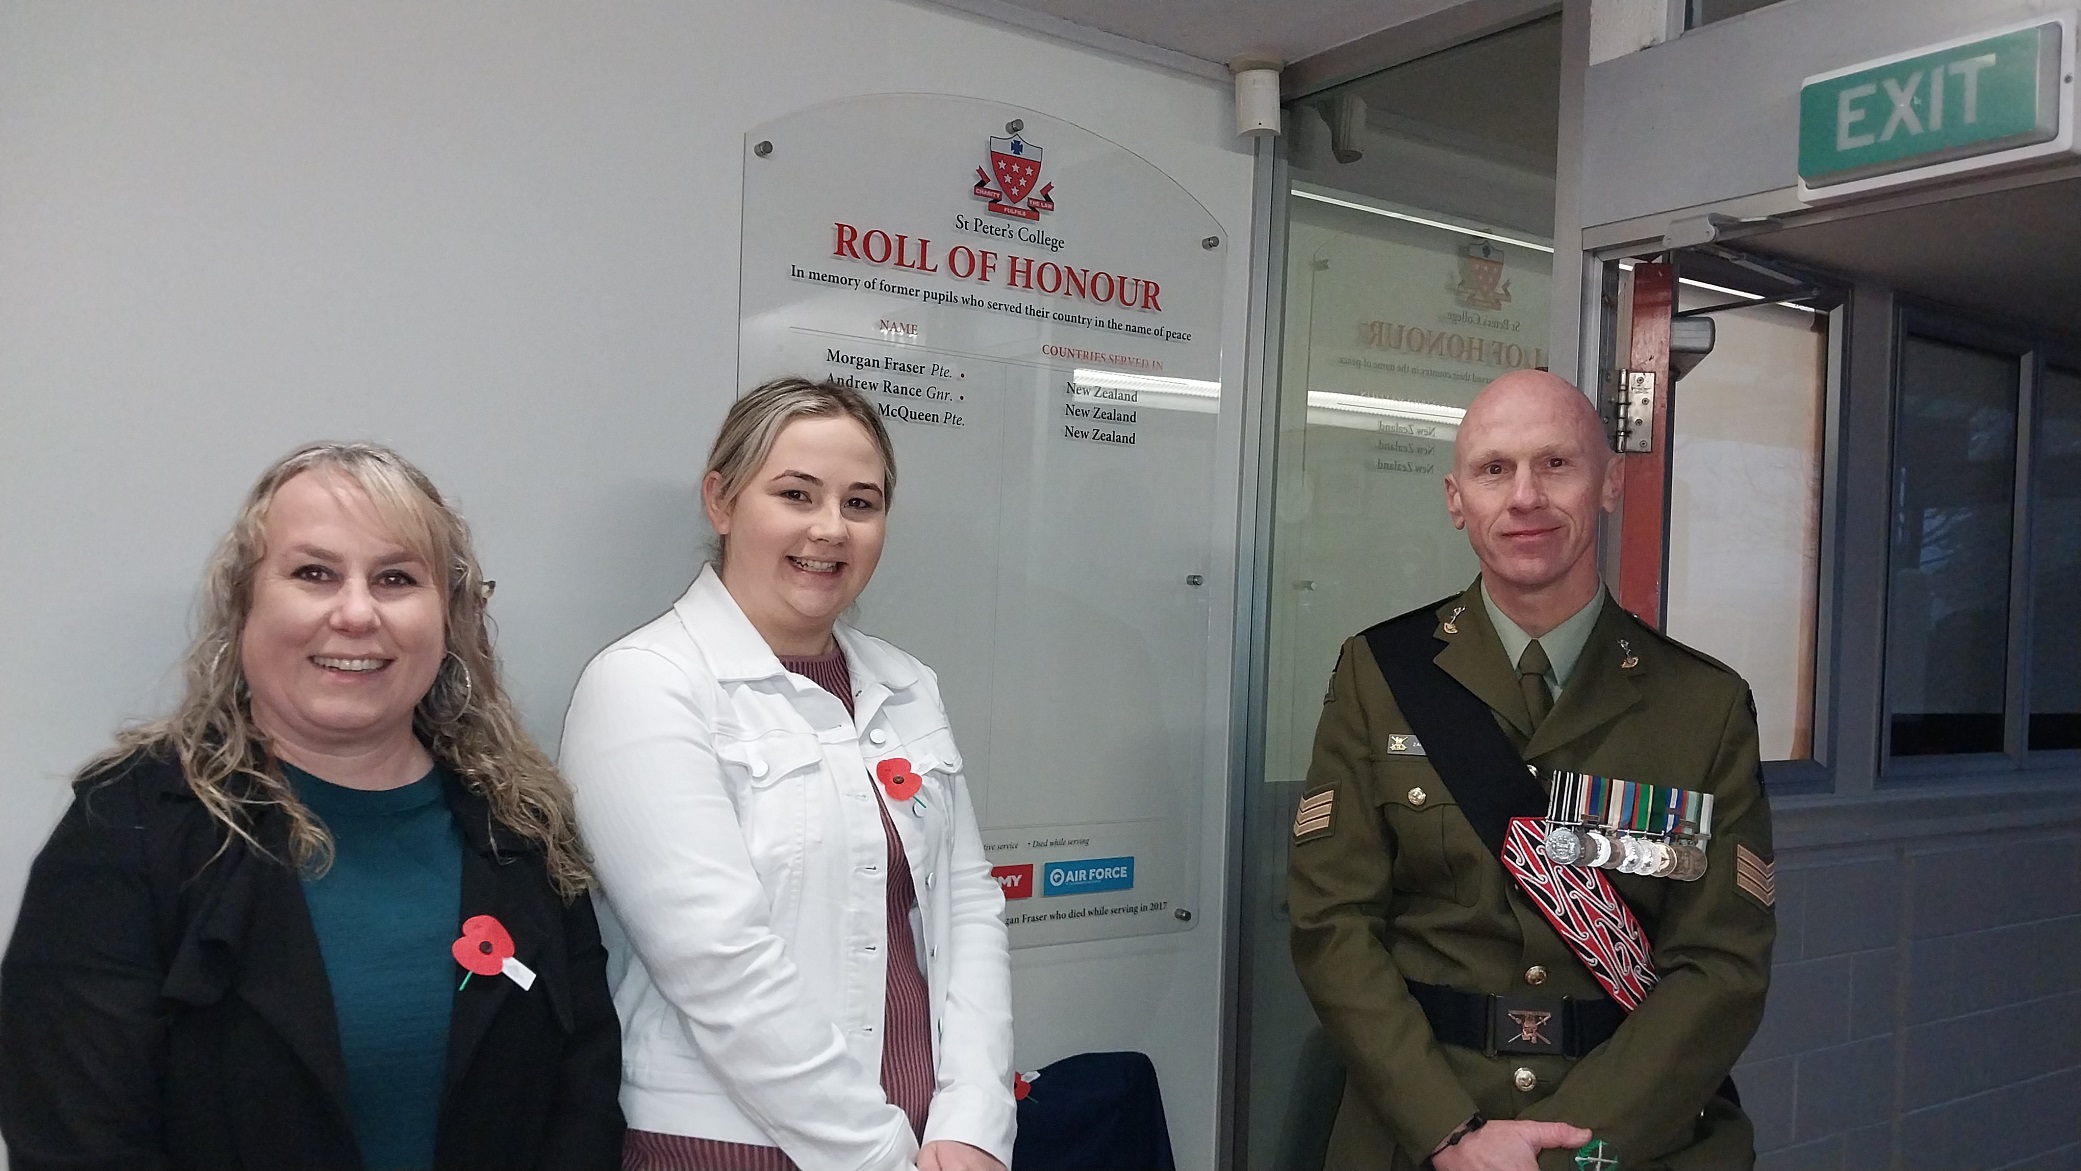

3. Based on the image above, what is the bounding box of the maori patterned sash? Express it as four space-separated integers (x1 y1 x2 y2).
1364 604 1660 1011
1501 817 1657 1010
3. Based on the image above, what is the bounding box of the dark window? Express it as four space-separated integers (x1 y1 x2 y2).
2032 367 2081 750
1886 335 2018 756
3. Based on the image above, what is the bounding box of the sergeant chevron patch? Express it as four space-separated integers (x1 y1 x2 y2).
1292 788 1335 843
1734 843 1776 908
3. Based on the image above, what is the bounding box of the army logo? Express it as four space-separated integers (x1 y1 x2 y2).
1451 241 1512 311
1507 1009 1553 1047
973 134 1057 221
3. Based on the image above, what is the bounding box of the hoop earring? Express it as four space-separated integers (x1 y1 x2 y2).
430 650 474 722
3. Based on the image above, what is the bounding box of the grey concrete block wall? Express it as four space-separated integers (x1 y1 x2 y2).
1736 826 2081 1171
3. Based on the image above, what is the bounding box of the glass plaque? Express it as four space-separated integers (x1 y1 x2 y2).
739 94 1226 946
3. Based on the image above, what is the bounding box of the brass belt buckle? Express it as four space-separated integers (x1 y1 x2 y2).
1492 994 1564 1057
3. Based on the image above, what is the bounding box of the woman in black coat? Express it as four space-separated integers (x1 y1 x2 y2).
0 442 623 1171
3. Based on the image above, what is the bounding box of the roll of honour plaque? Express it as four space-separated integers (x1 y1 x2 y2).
737 95 1227 948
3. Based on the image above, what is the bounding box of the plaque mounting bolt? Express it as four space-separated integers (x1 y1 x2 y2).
1202 235 1221 249
753 140 773 157
1186 574 1204 587
1005 119 1024 134
1175 908 1193 922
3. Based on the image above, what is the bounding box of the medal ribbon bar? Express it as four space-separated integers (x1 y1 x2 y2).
1542 771 1711 881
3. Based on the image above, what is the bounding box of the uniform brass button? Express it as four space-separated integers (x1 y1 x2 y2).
1513 1066 1538 1092
1525 965 1547 986
1407 787 1427 807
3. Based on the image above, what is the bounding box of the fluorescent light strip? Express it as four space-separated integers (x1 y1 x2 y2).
1071 369 1221 397
1291 188 1555 255
1677 277 1820 315
1679 277 1761 301
1307 391 1466 425
1617 261 1819 313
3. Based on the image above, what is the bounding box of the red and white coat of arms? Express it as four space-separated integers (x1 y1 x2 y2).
974 135 1056 221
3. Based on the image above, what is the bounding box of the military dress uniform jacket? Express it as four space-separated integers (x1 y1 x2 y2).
1288 582 1776 1171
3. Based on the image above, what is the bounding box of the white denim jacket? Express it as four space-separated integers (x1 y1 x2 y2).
559 567 1016 1170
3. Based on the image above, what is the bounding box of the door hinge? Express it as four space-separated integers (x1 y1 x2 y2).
1607 370 1656 453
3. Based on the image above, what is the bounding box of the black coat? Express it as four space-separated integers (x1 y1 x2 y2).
0 753 624 1171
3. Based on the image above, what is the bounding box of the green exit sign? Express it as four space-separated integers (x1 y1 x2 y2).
1799 19 2073 196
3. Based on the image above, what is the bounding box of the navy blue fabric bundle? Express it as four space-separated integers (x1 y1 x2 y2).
1011 1051 1176 1171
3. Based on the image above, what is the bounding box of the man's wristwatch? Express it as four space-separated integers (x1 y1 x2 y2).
1427 1113 1487 1166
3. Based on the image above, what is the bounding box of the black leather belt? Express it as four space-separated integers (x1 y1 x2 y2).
1406 979 1624 1059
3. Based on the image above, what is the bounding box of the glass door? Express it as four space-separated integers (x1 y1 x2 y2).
1235 17 1565 1169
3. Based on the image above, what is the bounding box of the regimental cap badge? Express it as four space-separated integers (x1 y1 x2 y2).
974 132 1057 221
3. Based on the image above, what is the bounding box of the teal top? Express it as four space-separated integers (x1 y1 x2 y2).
287 762 464 1171
1482 581 1606 700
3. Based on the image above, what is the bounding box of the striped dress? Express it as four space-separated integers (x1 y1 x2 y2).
622 645 934 1171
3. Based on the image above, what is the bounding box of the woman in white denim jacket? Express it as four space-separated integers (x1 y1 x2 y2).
559 378 1014 1171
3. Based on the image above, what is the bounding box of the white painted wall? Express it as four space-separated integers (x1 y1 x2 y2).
0 3 1256 1165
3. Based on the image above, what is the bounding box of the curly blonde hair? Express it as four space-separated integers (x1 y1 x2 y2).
89 441 590 899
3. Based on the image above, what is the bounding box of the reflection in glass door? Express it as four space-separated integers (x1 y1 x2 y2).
1235 17 1564 1169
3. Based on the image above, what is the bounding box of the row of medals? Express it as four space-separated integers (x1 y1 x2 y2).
1544 825 1708 880
1540 769 1711 882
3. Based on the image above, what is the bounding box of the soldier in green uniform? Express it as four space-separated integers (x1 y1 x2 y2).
1288 370 1775 1171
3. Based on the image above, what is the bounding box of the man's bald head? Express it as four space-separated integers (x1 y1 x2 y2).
1453 370 1608 471
1444 370 1621 622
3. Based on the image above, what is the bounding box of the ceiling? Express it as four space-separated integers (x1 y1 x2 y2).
1332 13 1561 169
1743 177 2081 342
970 0 1465 68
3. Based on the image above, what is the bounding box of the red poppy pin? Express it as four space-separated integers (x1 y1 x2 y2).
875 757 927 816
1014 1070 1038 1101
452 914 536 991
